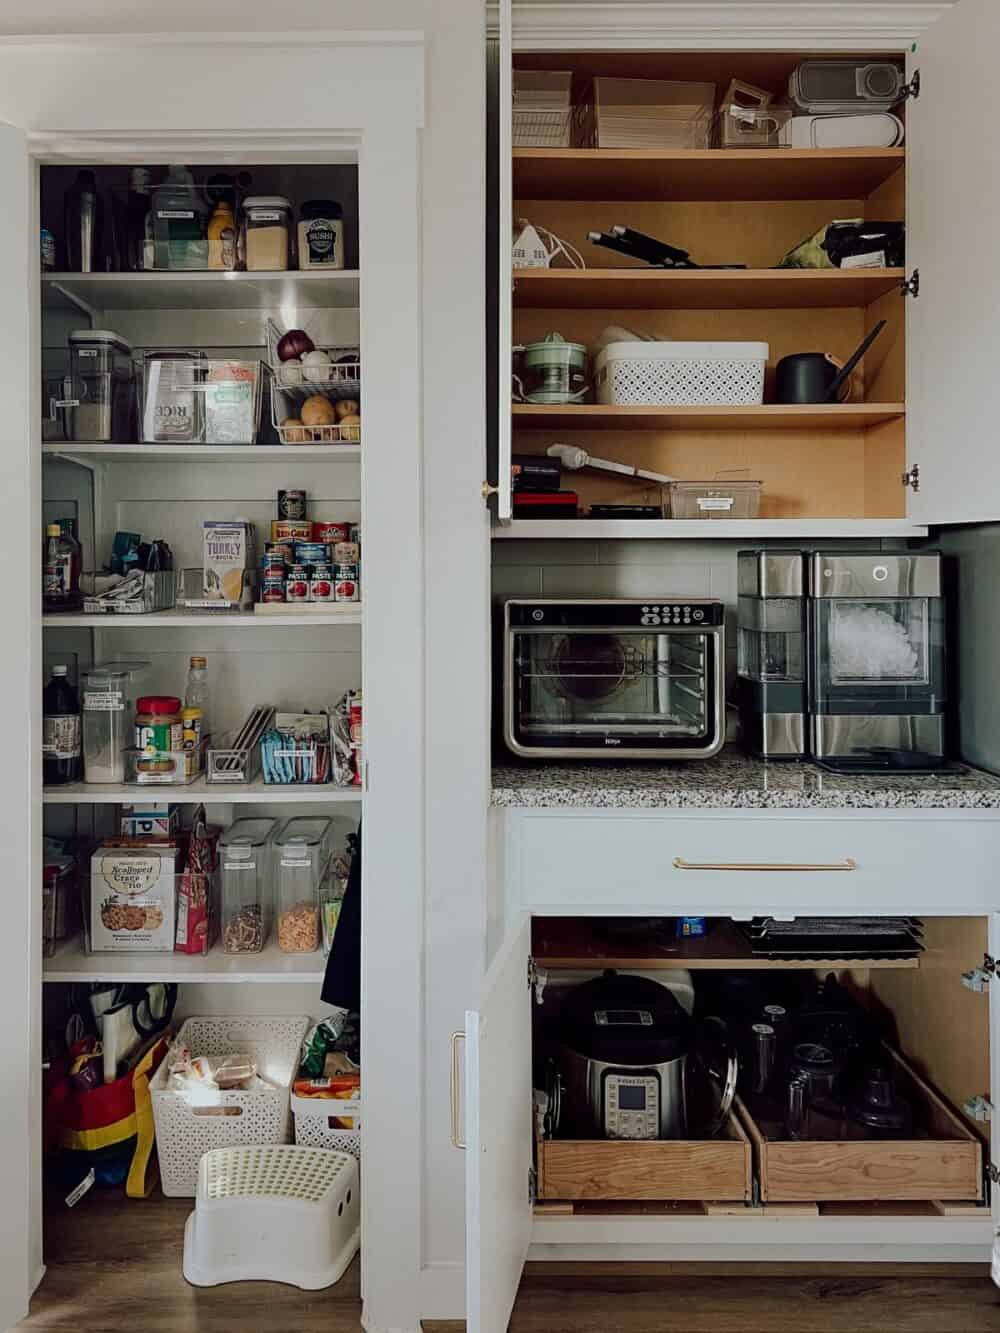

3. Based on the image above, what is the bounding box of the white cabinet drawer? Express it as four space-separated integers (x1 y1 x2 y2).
508 810 1000 917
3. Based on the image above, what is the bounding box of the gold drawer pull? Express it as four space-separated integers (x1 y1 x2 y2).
672 857 857 873
450 1030 466 1150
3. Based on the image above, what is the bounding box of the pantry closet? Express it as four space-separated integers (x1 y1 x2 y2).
0 33 425 1333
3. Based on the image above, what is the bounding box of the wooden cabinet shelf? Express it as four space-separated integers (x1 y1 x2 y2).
513 147 905 202
494 519 928 540
512 403 905 432
513 267 906 311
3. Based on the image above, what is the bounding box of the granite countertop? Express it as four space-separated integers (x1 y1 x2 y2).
491 749 1000 811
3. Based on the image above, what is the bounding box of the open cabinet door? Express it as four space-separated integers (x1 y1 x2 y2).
495 0 513 522
990 914 1000 1286
907 0 1000 524
465 915 533 1332
0 115 39 1332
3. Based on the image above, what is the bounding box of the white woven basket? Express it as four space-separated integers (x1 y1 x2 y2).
151 1015 310 1197
292 1091 362 1162
595 340 769 407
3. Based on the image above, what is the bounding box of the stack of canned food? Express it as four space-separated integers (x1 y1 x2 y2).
259 491 360 606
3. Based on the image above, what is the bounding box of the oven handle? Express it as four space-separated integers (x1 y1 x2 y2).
450 1030 466 1150
672 857 857 873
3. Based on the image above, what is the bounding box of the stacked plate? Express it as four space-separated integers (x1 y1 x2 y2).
513 70 573 147
590 77 716 150
741 917 924 961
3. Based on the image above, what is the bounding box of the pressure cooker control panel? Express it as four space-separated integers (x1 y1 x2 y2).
603 1072 659 1140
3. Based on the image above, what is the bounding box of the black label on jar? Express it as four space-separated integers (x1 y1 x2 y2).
304 218 340 265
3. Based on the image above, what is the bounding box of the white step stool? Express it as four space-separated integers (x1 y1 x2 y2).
183 1144 360 1289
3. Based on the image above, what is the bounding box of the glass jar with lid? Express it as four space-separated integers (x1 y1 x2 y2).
65 330 135 442
81 661 148 784
298 199 345 270
219 817 278 954
274 816 333 953
242 196 293 272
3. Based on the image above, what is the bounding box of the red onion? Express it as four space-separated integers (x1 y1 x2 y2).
276 329 315 362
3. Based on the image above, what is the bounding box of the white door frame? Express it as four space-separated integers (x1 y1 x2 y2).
0 32 425 1333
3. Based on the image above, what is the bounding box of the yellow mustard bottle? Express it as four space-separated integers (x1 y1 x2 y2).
208 201 237 271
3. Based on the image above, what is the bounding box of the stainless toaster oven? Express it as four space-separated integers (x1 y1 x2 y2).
501 598 726 760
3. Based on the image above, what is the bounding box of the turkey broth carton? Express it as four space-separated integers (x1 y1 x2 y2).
90 842 180 952
203 520 255 605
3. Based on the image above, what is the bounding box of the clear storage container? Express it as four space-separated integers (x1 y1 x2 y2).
242 196 292 272
81 661 148 784
151 171 210 270
668 479 762 520
42 855 78 959
140 354 269 445
576 77 716 149
274 817 333 954
65 330 135 442
512 69 573 147
219 817 277 954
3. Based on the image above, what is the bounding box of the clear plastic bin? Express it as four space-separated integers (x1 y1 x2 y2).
207 730 265 784
715 103 793 149
219 817 278 954
43 855 78 959
64 330 135 442
668 479 762 520
81 661 148 785
513 70 573 147
80 569 175 615
575 77 716 150
274 817 333 954
151 180 210 271
124 740 206 786
140 354 269 445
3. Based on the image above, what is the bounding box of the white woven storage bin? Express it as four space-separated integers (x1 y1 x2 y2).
151 1015 310 1197
183 1145 359 1289
595 340 769 407
292 1091 362 1162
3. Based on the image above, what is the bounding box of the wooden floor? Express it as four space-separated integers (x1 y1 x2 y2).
20 1193 1000 1332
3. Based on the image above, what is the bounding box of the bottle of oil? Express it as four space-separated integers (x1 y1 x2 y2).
43 522 81 611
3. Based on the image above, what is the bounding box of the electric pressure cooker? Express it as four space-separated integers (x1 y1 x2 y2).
553 971 737 1141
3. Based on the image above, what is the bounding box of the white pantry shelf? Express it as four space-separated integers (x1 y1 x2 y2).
42 442 362 462
42 606 362 627
43 936 328 984
43 779 363 805
42 269 360 312
493 520 929 540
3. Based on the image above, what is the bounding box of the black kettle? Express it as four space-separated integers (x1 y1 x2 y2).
775 320 886 404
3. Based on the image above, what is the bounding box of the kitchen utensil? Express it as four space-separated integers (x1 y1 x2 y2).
588 224 745 270
774 320 886 405
850 1065 913 1137
501 597 726 760
547 442 675 486
552 970 737 1141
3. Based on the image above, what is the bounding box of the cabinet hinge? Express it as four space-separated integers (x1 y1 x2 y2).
964 1095 993 1124
961 954 998 992
901 463 920 494
902 68 920 101
987 1162 1000 1187
900 269 920 299
528 1165 538 1206
528 958 548 1004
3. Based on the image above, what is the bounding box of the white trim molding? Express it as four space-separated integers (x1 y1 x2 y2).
489 2 953 48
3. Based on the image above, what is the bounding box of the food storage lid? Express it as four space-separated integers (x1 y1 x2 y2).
300 199 343 220
69 329 132 353
275 816 333 853
244 196 292 213
136 695 182 715
81 660 149 684
220 816 278 849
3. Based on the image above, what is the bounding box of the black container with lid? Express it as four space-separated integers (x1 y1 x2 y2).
298 199 345 270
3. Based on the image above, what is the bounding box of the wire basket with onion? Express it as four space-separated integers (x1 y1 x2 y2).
267 320 361 446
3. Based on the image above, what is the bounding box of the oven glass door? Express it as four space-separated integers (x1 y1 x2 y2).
511 627 716 750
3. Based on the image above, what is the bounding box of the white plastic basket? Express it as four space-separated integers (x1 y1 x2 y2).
292 1091 362 1162
595 340 769 407
151 1015 310 1197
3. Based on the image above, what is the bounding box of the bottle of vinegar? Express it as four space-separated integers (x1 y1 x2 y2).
43 665 81 785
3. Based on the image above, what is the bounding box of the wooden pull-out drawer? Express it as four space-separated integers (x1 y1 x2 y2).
537 1113 751 1203
736 1045 983 1204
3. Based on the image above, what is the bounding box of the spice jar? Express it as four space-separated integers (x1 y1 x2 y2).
242 196 292 272
135 696 183 774
274 816 332 953
298 199 345 270
220 817 278 954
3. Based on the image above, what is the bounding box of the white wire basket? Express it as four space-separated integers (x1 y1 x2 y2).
151 1015 310 1197
595 340 769 407
266 319 360 403
292 1092 362 1162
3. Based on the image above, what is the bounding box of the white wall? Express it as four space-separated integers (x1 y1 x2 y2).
1 1 489 1321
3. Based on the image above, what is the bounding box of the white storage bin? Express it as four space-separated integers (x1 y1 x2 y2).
292 1091 362 1162
151 1015 310 1197
595 340 769 407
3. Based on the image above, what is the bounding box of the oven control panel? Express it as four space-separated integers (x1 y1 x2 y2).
639 604 705 626
603 1073 660 1140
507 600 724 628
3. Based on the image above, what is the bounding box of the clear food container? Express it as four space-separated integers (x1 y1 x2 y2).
715 102 793 149
576 76 716 150
151 178 210 270
64 330 135 442
43 855 78 958
320 859 348 956
668 479 762 520
242 196 293 272
219 817 278 954
274 816 333 954
140 354 269 445
81 661 148 784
